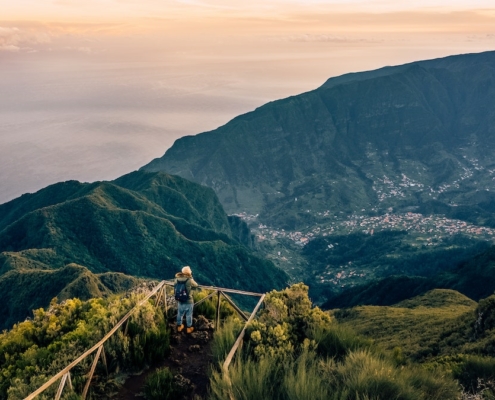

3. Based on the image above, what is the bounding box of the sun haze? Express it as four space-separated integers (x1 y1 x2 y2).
0 0 494 203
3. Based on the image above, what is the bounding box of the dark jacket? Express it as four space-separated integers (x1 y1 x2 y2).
174 272 199 304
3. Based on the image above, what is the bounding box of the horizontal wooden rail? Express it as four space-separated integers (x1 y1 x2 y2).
25 280 167 400
26 280 266 399
161 280 263 297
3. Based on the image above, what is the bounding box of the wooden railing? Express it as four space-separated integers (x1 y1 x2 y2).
24 280 265 399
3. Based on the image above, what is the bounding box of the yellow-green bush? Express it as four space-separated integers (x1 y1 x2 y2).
193 290 236 322
209 284 461 400
245 283 330 359
0 294 170 400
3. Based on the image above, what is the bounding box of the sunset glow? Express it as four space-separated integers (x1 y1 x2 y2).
1 0 494 203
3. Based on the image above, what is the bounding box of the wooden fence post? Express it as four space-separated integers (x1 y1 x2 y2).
216 290 222 329
82 345 103 400
101 345 109 377
67 371 73 391
54 372 69 400
155 288 163 308
164 286 168 318
222 294 265 373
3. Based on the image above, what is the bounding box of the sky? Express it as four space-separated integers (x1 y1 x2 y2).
1 0 495 203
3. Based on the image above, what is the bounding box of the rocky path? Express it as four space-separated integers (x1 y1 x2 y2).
113 316 215 400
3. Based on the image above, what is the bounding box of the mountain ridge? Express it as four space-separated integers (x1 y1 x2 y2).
0 170 288 329
142 50 495 230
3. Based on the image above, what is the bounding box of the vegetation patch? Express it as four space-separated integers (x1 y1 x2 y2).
0 293 170 400
209 284 461 399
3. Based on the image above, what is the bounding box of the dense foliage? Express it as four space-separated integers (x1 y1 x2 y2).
0 292 170 400
335 289 495 398
209 284 461 399
143 367 184 400
324 242 495 309
0 170 288 328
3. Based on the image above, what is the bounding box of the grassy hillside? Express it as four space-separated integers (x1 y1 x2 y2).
0 261 139 330
209 285 464 400
329 289 495 397
0 170 288 329
333 289 495 365
3 284 495 399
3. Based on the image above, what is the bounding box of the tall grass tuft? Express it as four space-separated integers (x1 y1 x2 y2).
453 355 495 396
211 316 243 363
143 367 183 400
282 350 330 400
209 356 281 400
318 349 459 400
311 324 374 361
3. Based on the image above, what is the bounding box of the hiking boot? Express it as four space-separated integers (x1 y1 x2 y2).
186 326 195 334
177 324 184 333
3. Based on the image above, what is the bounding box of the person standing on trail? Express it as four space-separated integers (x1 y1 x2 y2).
174 266 199 333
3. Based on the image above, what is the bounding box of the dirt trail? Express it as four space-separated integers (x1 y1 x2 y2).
113 318 215 400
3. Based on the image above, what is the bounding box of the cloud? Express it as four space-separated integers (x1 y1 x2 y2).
63 46 92 53
286 34 379 43
466 33 495 42
0 26 51 52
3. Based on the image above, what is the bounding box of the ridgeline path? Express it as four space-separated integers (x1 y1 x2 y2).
113 320 214 400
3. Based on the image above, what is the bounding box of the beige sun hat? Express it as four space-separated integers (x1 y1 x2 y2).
182 266 192 275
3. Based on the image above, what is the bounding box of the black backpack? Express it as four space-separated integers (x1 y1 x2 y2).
174 279 190 303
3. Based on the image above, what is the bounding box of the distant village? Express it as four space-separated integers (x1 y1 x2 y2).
234 160 495 289
235 211 495 247
233 209 495 289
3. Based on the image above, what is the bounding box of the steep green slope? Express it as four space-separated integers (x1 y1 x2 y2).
0 171 288 328
143 51 495 230
440 245 495 300
323 242 495 309
334 289 495 363
0 263 139 329
334 289 475 360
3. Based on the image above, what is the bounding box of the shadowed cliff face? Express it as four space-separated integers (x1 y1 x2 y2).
142 51 495 229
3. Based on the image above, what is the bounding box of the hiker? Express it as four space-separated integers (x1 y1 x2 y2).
174 266 199 333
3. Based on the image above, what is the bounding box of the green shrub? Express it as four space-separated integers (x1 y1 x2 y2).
193 290 236 322
209 355 281 400
245 283 330 360
452 355 495 395
311 324 373 361
1 294 171 399
282 350 330 400
319 350 459 400
143 367 183 400
211 317 243 363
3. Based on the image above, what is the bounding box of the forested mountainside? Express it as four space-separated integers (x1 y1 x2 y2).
143 51 495 230
0 170 287 329
323 243 495 309
142 51 495 307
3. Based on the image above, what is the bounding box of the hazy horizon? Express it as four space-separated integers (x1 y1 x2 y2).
1 0 495 204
